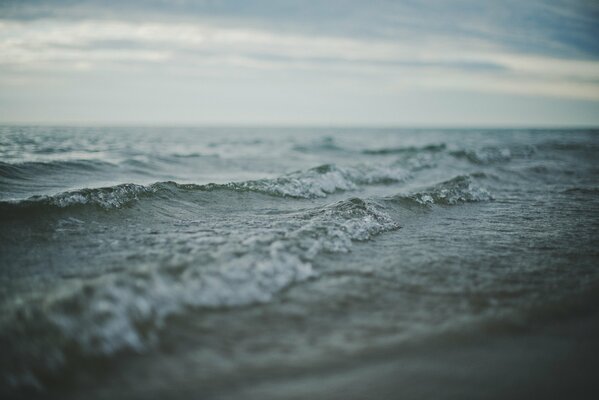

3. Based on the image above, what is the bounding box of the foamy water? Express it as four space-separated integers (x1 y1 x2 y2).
1 127 598 397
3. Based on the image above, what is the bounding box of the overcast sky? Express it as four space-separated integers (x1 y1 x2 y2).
1 0 598 126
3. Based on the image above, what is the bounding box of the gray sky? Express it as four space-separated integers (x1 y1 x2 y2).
1 0 598 126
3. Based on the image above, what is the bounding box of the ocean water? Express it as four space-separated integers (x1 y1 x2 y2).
1 127 598 399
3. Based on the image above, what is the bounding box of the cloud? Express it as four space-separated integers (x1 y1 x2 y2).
2 0 597 55
0 1 597 124
1 18 598 100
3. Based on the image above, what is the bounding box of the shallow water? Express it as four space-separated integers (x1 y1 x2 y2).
1 127 598 398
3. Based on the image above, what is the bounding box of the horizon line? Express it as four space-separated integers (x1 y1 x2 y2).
1 121 598 130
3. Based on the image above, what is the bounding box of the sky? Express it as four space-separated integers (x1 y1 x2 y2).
0 0 598 126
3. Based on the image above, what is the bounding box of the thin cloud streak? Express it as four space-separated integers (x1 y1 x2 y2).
1 19 598 100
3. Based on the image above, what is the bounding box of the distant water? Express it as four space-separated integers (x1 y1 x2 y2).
1 127 598 398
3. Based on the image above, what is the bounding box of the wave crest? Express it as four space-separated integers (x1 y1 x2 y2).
215 163 407 198
391 174 493 206
363 143 446 155
0 163 408 218
1 196 400 386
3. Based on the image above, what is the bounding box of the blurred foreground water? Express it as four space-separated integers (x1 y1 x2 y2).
1 127 598 399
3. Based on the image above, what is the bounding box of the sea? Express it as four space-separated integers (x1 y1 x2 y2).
1 127 598 399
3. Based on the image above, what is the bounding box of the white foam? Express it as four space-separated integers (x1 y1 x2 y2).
39 183 155 209
38 197 399 357
232 164 408 198
410 175 493 205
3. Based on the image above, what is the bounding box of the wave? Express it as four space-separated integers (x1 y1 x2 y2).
450 147 512 164
0 183 158 221
0 153 217 183
363 143 446 155
537 141 599 152
1 169 493 388
292 136 344 152
0 197 400 388
219 163 408 198
561 187 599 195
169 152 216 159
449 145 536 165
389 174 493 206
0 159 114 180
0 163 409 218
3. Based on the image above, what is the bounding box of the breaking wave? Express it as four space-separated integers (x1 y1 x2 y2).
0 171 494 387
390 174 493 206
0 197 400 387
0 163 409 218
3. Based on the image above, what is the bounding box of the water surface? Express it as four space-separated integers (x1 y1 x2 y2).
1 127 598 398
